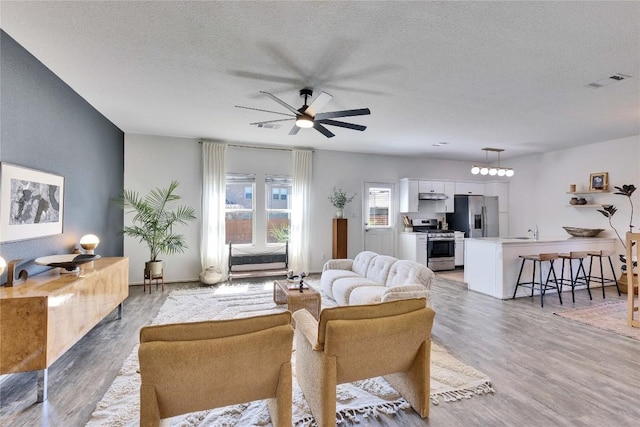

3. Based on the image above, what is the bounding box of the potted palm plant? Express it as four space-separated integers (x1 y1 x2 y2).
597 184 637 293
112 180 196 278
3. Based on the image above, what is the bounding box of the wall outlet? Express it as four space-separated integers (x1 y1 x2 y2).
321 253 326 260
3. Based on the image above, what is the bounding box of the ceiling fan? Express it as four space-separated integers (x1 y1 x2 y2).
235 88 370 138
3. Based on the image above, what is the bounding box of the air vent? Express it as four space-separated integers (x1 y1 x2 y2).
585 73 632 89
252 123 281 129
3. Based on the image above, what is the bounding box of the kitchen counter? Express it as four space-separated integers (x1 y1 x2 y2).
465 236 610 244
464 236 617 299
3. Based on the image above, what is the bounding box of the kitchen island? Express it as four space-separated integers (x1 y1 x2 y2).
464 236 617 299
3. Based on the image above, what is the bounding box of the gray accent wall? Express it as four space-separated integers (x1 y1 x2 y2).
0 31 124 280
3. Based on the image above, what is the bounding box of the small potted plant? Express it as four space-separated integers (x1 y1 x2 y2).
112 180 196 278
328 187 356 218
597 184 637 293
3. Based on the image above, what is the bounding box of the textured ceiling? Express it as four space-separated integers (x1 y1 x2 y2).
1 1 639 162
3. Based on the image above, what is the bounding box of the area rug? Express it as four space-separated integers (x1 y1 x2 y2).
554 300 640 341
87 282 493 426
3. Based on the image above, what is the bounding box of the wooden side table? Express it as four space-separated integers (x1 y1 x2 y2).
273 279 321 324
144 269 164 293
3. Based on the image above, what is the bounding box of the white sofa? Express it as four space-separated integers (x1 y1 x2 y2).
321 251 435 306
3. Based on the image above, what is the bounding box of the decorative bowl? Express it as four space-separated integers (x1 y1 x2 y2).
562 227 604 237
35 254 101 271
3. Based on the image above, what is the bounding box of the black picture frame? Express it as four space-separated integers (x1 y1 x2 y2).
0 163 64 242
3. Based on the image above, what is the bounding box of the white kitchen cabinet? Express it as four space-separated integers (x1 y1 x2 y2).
455 181 484 195
440 181 455 213
398 232 427 266
419 180 445 194
484 182 509 212
399 178 419 213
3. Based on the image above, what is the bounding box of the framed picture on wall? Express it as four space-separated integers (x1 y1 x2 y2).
589 172 608 191
0 163 64 242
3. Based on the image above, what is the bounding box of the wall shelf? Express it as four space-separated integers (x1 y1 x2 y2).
567 185 610 208
566 190 609 194
567 204 610 208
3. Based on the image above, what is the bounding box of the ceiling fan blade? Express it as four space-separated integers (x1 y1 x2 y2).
317 119 367 132
250 118 295 125
305 91 333 117
260 91 301 115
313 122 335 138
288 124 301 135
314 108 371 120
229 70 305 86
235 105 295 117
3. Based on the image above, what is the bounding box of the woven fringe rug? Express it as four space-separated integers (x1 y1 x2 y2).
554 300 640 340
87 282 493 426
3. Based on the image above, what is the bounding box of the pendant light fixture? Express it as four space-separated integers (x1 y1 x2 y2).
470 148 514 177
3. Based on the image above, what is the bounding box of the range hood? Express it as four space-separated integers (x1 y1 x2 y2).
418 192 448 200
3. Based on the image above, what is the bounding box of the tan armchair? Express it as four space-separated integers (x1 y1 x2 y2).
292 298 435 427
138 311 294 427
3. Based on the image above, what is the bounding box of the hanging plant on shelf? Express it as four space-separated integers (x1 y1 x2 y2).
597 184 637 272
328 187 356 218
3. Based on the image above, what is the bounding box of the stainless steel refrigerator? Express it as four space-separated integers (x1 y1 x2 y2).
446 195 499 238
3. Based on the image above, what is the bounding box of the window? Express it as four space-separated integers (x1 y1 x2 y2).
266 175 292 244
272 188 288 200
367 186 391 227
225 174 255 244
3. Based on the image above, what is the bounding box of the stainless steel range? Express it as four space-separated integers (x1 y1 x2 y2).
412 218 455 271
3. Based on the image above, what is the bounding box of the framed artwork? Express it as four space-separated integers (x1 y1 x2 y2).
589 172 608 191
0 163 64 242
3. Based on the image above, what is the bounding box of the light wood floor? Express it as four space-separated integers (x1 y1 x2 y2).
1 275 638 426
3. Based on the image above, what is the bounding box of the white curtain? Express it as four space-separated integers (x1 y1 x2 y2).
290 149 313 273
201 141 227 277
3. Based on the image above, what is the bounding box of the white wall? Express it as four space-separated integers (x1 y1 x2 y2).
124 134 202 283
124 133 640 282
507 135 640 268
309 151 474 267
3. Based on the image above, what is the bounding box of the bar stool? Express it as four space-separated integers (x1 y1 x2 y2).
586 250 621 298
512 253 562 307
558 251 591 303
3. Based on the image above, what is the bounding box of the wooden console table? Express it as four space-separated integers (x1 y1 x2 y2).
0 257 129 402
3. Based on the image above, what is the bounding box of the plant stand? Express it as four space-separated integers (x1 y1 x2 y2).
144 269 164 293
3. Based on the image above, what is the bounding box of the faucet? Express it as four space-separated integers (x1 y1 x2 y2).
528 226 539 240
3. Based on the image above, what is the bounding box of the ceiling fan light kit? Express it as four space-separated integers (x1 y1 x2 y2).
471 147 514 177
236 88 370 138
295 116 314 128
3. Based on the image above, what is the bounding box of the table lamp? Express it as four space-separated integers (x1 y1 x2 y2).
80 234 100 254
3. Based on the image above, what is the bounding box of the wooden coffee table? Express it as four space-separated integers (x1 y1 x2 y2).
273 279 321 323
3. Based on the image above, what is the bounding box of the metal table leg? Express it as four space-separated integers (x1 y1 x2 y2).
36 368 48 402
